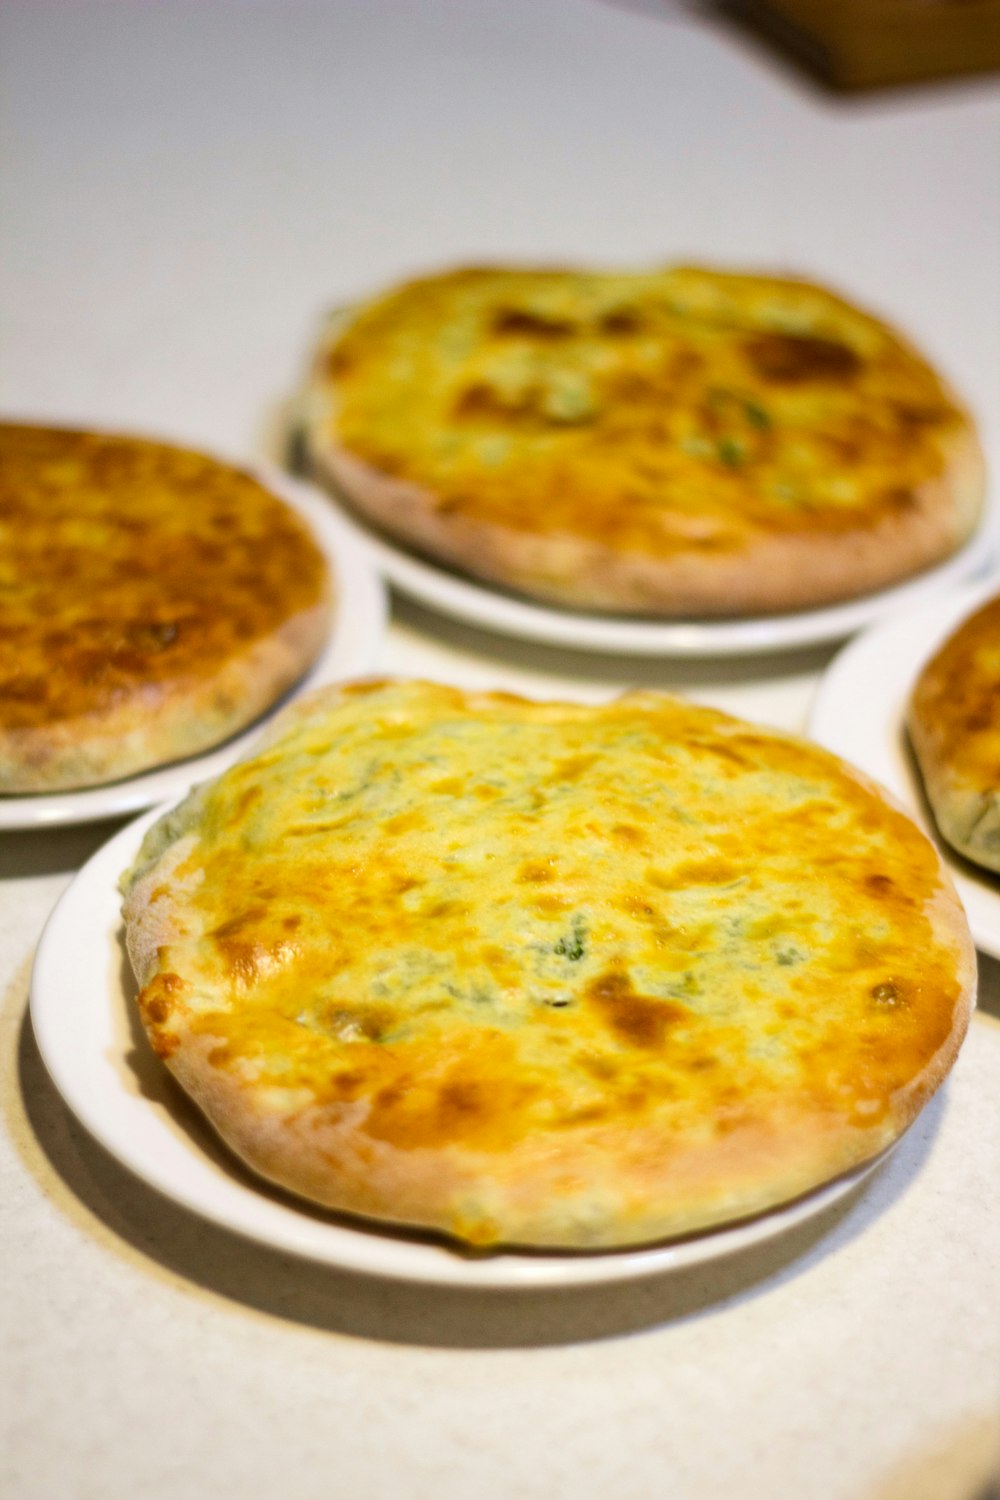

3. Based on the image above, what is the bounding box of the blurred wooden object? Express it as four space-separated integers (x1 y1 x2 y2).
727 0 1000 90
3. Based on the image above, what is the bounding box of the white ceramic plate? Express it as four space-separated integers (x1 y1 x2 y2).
809 580 1000 960
325 491 1000 660
30 807 884 1290
0 470 386 829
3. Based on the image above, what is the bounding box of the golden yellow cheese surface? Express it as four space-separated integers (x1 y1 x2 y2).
325 265 967 556
135 681 966 1176
0 424 329 736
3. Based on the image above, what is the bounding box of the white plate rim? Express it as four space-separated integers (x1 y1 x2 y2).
0 463 387 829
323 487 1000 659
30 806 885 1290
808 578 1000 960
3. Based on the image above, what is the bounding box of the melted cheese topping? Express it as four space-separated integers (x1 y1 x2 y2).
325 265 966 557
137 682 965 1162
912 594 1000 798
0 424 328 733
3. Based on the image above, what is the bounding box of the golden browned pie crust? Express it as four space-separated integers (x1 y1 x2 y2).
0 424 332 792
122 680 975 1251
908 592 1000 872
303 264 985 616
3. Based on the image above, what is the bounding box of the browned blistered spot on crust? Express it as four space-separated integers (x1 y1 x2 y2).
518 859 557 884
743 333 862 383
209 907 300 988
333 1069 366 1098
893 399 949 428
138 971 186 1026
137 971 188 1057
492 308 576 338
325 345 353 377
693 739 755 771
587 969 687 1049
600 308 644 336
453 383 516 422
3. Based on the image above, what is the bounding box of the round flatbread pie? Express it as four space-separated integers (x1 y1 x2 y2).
0 423 332 792
302 263 984 617
121 679 975 1251
908 592 1000 873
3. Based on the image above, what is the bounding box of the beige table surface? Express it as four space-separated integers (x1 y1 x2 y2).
1 3 999 1497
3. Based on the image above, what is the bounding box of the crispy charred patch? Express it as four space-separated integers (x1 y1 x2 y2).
743 333 863 383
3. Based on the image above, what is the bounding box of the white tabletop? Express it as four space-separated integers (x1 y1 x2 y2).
2 4 999 1497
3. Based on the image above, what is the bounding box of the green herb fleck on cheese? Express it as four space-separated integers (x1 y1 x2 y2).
554 914 588 962
744 399 770 429
717 437 746 468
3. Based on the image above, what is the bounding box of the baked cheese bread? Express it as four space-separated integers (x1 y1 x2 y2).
122 679 974 1251
0 423 332 792
908 592 1000 872
303 264 984 616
